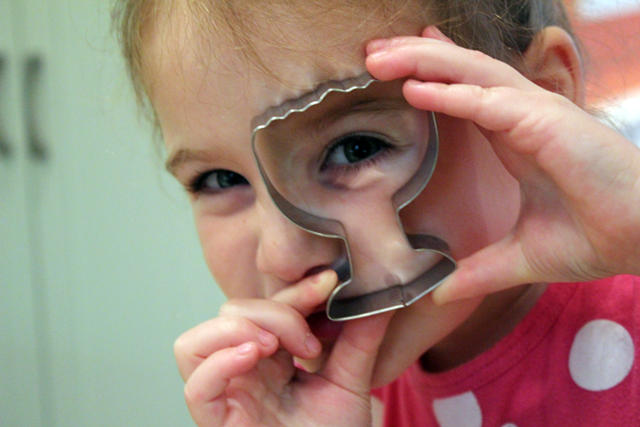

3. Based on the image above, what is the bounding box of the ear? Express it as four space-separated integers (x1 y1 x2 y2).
522 26 585 106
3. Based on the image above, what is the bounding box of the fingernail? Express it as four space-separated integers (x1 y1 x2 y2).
293 358 309 372
313 269 337 288
425 25 444 38
430 288 448 306
235 342 254 355
257 329 276 347
423 26 455 45
367 38 390 54
305 332 322 355
431 282 457 306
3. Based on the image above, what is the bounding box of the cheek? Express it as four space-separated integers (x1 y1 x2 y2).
194 211 261 299
399 118 520 258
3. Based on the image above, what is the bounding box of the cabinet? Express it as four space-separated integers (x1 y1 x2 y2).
0 1 44 425
1 2 224 426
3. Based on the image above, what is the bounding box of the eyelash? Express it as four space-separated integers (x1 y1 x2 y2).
320 132 396 175
187 169 249 195
184 132 396 193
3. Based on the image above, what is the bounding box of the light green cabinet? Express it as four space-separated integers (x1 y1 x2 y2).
1 2 225 426
0 1 45 425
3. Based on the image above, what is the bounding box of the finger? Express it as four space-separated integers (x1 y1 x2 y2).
184 342 262 427
319 311 393 396
371 295 482 387
400 80 584 171
293 354 325 374
366 36 538 92
270 269 337 373
404 80 640 227
431 234 533 304
220 299 323 360
401 80 554 139
175 317 279 382
271 269 338 317
177 270 336 383
421 25 456 44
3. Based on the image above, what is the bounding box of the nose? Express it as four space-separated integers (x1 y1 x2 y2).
255 193 340 284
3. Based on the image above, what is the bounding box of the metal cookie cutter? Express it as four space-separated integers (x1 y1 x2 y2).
251 72 456 321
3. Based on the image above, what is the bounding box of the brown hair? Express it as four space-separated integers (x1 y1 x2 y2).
112 0 577 113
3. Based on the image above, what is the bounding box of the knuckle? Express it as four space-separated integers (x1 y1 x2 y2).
481 85 510 106
218 299 243 316
173 333 190 358
548 90 576 108
216 314 255 335
467 48 491 62
183 381 205 406
468 85 496 116
280 302 303 321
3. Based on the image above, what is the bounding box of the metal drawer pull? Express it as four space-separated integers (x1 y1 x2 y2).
24 55 47 160
0 55 11 158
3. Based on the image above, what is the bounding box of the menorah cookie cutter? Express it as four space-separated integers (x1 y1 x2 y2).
251 73 456 321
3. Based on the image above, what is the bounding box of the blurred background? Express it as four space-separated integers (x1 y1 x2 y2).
1 2 222 426
569 0 640 142
1 1 639 426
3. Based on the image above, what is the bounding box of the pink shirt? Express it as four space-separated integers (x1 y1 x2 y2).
373 276 640 426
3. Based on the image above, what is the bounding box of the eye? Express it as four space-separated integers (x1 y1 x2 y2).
190 169 249 194
322 132 392 169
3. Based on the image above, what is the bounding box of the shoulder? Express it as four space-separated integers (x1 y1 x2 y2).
549 275 640 340
586 274 640 287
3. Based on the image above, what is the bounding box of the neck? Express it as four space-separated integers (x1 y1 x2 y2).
420 282 548 373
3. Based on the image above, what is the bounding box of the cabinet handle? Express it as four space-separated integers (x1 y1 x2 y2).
24 56 47 160
0 55 11 158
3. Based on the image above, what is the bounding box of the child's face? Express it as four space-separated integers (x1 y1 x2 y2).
149 9 521 382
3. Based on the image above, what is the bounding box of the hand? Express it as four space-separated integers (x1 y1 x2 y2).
365 26 640 303
174 270 392 427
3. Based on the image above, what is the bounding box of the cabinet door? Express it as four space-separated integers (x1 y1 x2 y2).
2 1 226 426
44 2 225 426
0 1 45 426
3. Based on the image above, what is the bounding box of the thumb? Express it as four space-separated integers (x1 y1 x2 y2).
320 312 393 396
431 235 534 305
271 269 338 318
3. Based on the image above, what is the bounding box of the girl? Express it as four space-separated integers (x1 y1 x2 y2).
114 0 640 425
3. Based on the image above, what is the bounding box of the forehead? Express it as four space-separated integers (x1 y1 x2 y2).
147 2 426 153
253 77 409 141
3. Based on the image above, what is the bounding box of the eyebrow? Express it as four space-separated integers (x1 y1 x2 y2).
165 147 216 176
166 90 406 175
309 97 407 134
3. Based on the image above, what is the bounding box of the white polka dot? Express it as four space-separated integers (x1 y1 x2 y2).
569 319 635 391
502 424 518 427
433 391 482 427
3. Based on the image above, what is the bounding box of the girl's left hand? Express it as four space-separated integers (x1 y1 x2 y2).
365 26 640 304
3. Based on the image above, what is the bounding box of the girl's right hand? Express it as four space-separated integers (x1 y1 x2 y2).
365 26 640 303
174 270 392 427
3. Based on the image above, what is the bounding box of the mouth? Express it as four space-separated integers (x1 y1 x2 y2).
297 306 344 373
306 305 344 345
